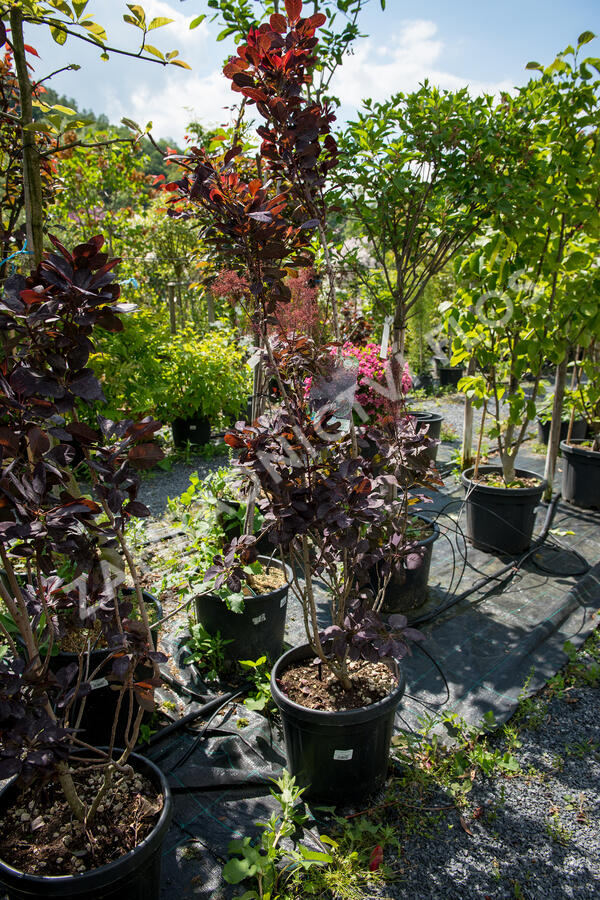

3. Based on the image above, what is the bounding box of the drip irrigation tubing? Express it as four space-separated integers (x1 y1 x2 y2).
409 491 566 627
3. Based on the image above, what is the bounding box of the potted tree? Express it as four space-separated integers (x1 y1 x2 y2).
0 236 171 897
447 233 549 555
560 347 600 509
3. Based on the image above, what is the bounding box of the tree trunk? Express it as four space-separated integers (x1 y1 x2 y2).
10 7 44 267
461 357 476 469
543 356 568 501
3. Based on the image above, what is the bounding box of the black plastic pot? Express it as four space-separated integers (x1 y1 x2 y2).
171 414 211 447
0 752 172 900
560 440 600 509
194 556 291 663
409 410 443 463
47 589 162 746
461 466 547 555
437 365 464 388
536 418 587 445
271 644 405 803
370 516 440 613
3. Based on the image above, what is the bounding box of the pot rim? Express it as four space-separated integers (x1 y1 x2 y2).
271 642 406 724
560 439 600 457
461 465 548 496
199 554 293 607
0 750 171 887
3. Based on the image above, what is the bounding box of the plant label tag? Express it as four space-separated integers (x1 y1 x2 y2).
89 678 109 691
280 597 287 608
252 613 266 625
380 316 392 359
248 349 261 369
333 749 353 761
189 425 197 431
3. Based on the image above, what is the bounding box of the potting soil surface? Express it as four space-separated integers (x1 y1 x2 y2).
142 440 600 898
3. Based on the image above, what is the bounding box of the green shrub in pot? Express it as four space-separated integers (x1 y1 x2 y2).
153 326 251 426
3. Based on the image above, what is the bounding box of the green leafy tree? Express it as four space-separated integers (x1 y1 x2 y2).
333 83 533 360
446 34 600 485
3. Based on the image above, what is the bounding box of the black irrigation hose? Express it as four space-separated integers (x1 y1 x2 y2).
172 687 250 770
144 685 250 755
409 491 564 627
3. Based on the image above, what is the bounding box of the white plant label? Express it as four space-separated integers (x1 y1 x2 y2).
379 316 392 359
90 678 109 691
333 749 354 761
247 349 261 369
252 613 266 625
280 597 287 607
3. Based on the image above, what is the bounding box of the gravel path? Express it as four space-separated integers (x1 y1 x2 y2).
380 664 600 899
136 452 229 517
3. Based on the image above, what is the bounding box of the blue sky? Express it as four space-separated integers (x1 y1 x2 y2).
24 0 599 142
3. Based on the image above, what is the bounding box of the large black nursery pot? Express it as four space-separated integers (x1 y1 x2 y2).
461 465 547 555
409 410 443 463
560 439 600 510
371 516 440 613
437 365 464 389
171 413 211 447
536 417 587 445
194 556 291 663
47 589 162 746
271 644 405 804
0 752 172 900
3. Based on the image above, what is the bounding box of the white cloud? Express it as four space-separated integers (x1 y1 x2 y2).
109 68 237 140
331 19 512 111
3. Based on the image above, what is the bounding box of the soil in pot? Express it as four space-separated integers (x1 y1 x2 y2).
171 414 211 447
370 516 440 613
279 656 396 712
0 752 171 900
560 439 600 509
272 645 405 803
461 465 547 555
194 556 291 664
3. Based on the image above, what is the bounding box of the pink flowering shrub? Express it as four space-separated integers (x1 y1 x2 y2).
211 269 249 304
305 342 412 424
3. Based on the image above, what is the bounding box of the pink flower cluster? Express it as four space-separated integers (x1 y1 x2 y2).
211 270 249 303
337 342 412 423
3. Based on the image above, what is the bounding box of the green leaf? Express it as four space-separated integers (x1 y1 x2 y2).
577 31 596 47
148 16 173 31
144 44 165 60
51 104 77 115
564 250 591 271
190 14 206 29
298 845 333 863
126 3 146 26
223 857 256 884
72 0 89 16
170 59 192 69
525 61 542 70
49 0 74 17
50 25 68 44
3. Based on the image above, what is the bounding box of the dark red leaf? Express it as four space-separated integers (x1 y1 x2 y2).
285 0 302 24
369 845 383 871
270 12 287 31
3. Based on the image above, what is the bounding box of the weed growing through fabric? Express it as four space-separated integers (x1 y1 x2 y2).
184 622 232 681
239 657 276 715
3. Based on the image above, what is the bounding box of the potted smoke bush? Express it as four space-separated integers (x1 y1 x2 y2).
0 236 171 897
167 0 433 802
225 337 434 803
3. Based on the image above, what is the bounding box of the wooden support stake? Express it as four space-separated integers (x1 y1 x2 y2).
168 282 177 335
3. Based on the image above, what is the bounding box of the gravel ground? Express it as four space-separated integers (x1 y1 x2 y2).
380 674 600 899
136 450 229 517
